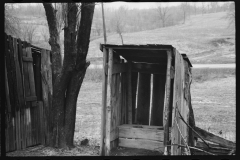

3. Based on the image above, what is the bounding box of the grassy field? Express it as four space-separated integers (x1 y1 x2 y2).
18 11 235 64
87 12 235 64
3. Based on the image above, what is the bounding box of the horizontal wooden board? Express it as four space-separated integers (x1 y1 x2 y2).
119 138 164 151
194 126 236 149
25 96 37 102
112 63 128 74
119 125 164 142
119 124 163 130
132 63 167 74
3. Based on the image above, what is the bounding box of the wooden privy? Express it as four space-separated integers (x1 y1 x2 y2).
99 44 195 156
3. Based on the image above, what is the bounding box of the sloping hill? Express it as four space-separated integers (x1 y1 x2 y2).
88 12 235 64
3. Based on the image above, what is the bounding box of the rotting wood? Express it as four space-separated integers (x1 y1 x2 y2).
110 54 121 149
127 61 133 124
119 138 164 151
136 73 151 125
100 47 109 156
112 63 128 74
194 126 236 149
163 50 172 154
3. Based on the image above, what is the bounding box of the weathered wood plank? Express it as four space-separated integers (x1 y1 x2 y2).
171 49 182 155
132 63 167 74
136 73 151 125
127 61 132 124
26 44 36 97
194 127 235 149
112 63 128 74
163 50 172 155
100 47 108 156
150 74 166 126
196 141 231 155
13 38 25 110
118 125 164 141
119 138 164 151
110 55 122 149
25 96 37 102
119 124 164 130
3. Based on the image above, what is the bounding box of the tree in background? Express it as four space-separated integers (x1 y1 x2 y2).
110 6 128 44
4 3 21 38
156 4 170 27
210 2 219 13
21 23 38 44
201 2 205 15
180 2 189 24
226 2 235 29
43 2 95 148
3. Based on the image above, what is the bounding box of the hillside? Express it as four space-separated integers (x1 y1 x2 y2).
16 12 235 64
88 12 235 64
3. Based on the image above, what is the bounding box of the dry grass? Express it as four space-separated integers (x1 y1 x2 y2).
87 12 235 64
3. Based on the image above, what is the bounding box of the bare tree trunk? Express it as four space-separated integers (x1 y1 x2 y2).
119 33 124 45
43 3 95 148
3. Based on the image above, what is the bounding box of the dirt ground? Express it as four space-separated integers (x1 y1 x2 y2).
6 76 235 156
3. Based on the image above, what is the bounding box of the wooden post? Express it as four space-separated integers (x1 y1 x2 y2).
150 74 166 126
131 72 138 123
136 73 151 125
163 50 172 155
105 48 113 155
100 47 109 156
127 61 132 124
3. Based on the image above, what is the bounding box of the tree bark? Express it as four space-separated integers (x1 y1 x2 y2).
43 2 95 148
43 3 62 83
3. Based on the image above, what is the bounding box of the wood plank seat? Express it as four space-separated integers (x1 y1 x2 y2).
118 124 164 152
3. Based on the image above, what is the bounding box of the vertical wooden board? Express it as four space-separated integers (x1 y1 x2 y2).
5 59 11 116
151 74 166 126
23 108 27 148
127 61 132 124
22 42 31 98
171 49 183 155
7 35 18 116
100 47 108 156
163 51 172 154
13 38 25 109
26 45 36 97
6 124 9 152
121 72 128 124
136 73 151 125
131 72 138 123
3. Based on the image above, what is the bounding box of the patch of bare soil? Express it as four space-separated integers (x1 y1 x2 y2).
110 147 163 156
6 145 99 156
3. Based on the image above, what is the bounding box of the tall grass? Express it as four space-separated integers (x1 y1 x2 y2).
85 68 103 82
85 67 235 83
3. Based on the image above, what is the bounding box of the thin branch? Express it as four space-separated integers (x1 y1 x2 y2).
176 105 210 148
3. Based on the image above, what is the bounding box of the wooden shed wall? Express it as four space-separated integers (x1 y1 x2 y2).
4 33 52 152
170 48 192 155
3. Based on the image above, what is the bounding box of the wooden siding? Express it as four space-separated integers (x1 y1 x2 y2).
5 33 51 152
